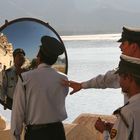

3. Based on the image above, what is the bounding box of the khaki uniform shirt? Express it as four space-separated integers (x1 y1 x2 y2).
110 94 140 140
11 63 69 136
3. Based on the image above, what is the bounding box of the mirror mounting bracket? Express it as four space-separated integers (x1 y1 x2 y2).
5 20 8 25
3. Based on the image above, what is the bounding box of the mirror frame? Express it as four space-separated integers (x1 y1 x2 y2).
0 17 68 109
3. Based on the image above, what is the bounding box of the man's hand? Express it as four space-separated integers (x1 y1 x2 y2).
61 80 82 95
95 117 114 134
94 117 106 133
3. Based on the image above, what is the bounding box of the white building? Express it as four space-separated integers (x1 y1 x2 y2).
0 33 13 85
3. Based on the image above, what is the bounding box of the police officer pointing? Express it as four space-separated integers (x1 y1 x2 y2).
63 26 140 104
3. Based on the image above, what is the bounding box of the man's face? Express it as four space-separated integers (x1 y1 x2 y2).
119 41 140 57
14 53 25 67
119 41 133 55
119 73 131 97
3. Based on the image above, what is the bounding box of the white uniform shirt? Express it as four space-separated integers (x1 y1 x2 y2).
110 93 140 140
11 63 69 136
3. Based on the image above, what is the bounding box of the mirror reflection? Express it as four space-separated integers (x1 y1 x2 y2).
0 18 68 110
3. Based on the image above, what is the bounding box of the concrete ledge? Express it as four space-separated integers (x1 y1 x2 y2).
0 113 116 140
0 124 12 140
65 113 116 140
0 115 6 130
0 115 12 140
64 123 96 140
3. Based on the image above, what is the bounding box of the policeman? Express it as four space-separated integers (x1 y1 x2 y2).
63 26 140 103
11 36 68 140
95 55 140 140
2 48 26 109
109 55 140 140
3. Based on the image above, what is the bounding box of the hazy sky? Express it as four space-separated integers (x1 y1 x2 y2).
1 0 140 22
0 0 140 34
73 0 140 13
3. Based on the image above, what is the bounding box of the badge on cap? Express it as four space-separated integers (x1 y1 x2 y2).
110 129 117 139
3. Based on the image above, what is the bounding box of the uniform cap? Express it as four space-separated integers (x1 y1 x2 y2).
118 26 140 43
13 48 25 57
115 55 140 77
40 36 65 57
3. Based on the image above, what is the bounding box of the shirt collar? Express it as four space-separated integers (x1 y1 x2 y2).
37 63 51 68
128 93 140 103
11 65 16 71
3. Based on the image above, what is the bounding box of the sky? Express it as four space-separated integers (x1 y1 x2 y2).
1 0 140 15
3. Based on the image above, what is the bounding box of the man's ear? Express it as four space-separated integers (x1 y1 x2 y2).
133 43 138 50
122 73 132 81
128 43 140 58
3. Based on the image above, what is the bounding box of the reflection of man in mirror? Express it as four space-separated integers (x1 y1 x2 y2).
11 36 68 140
1 48 26 110
29 58 38 70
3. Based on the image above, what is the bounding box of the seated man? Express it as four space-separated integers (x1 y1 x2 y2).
95 55 140 140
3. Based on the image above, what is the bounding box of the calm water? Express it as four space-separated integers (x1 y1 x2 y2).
0 34 124 123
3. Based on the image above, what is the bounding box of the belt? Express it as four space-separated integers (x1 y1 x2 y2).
26 122 62 130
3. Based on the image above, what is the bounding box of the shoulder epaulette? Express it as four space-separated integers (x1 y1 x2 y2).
113 102 129 128
113 102 129 114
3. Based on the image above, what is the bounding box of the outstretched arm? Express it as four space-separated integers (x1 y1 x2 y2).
62 69 120 95
82 69 120 89
62 80 82 95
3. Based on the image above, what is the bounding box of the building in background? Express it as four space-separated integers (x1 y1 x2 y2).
0 33 13 87
0 33 13 71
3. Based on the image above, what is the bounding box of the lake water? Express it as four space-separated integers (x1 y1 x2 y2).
0 34 124 123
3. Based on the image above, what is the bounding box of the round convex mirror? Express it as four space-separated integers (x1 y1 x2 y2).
0 17 68 110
